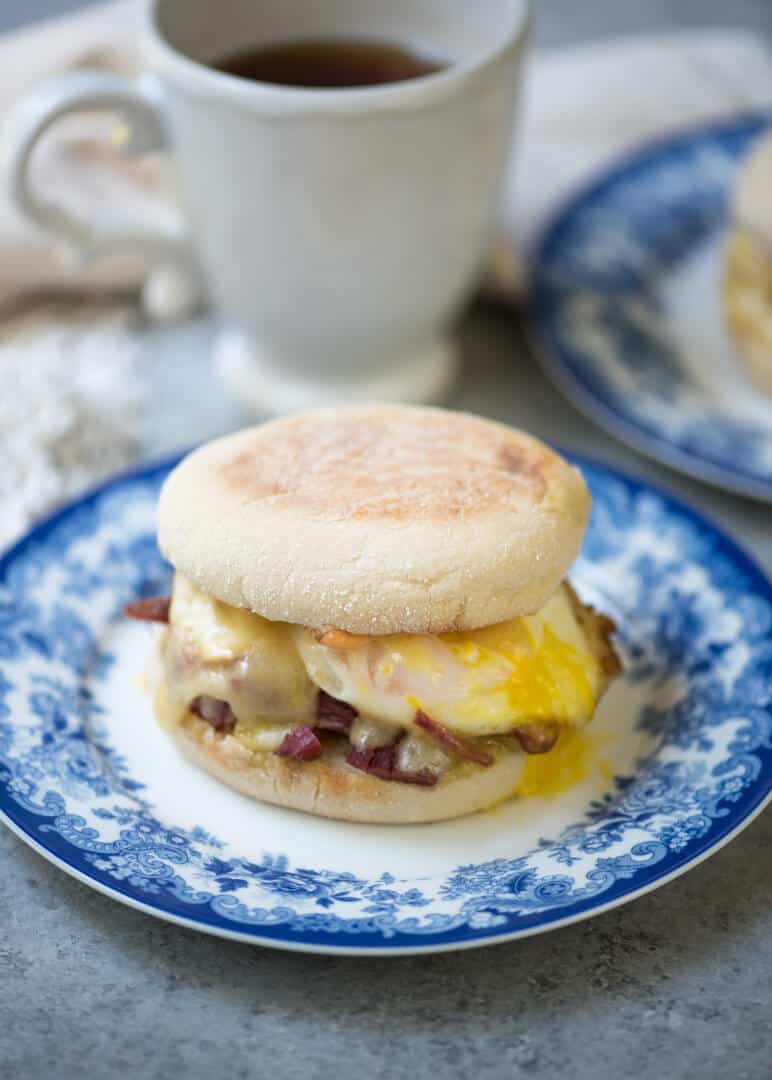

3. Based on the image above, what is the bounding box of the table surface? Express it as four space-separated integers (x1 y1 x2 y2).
1 3 771 1080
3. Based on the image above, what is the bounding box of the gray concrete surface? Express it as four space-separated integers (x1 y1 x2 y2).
1 3 771 1080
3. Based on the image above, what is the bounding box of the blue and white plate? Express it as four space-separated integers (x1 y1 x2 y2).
530 112 772 501
0 456 770 954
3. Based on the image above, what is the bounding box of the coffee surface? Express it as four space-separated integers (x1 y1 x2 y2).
211 37 446 89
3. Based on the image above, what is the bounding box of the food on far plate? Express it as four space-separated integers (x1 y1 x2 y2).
125 405 620 824
723 128 772 398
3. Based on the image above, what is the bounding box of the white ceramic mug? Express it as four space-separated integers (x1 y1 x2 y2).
5 0 529 412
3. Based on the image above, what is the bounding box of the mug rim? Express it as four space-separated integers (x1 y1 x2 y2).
143 0 530 114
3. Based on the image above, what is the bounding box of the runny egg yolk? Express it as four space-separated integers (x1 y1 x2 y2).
294 585 601 736
517 727 593 798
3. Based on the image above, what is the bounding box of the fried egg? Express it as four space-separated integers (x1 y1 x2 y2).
168 575 603 739
294 584 600 736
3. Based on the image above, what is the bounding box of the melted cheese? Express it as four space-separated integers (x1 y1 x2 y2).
170 575 295 662
163 577 603 753
163 576 315 727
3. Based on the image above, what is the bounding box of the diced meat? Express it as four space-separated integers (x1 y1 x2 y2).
414 710 493 767
594 614 622 679
384 764 438 788
316 690 358 733
563 581 622 686
123 595 170 623
511 722 560 754
277 725 323 761
346 744 396 781
190 695 236 734
346 744 437 787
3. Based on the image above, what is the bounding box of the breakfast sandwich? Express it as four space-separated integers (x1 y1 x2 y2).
126 405 620 823
723 129 772 398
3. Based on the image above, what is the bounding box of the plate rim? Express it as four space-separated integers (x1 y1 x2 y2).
0 452 770 955
528 109 772 503
2 789 768 957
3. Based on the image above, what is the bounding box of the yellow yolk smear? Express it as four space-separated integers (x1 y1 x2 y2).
516 727 592 798
481 727 613 813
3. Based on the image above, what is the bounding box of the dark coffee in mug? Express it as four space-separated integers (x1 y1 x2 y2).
211 37 446 89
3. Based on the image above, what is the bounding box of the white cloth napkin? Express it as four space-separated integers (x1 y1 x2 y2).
0 1 771 548
0 301 142 550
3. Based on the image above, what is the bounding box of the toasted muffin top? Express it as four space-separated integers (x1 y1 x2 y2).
159 405 590 634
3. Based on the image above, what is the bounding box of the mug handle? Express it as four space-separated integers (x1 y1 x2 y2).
4 69 202 314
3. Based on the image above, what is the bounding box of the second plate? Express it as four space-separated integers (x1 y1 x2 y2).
530 112 772 501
